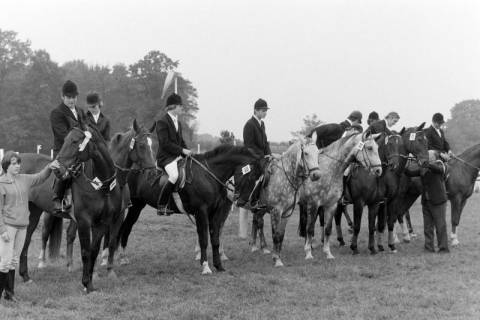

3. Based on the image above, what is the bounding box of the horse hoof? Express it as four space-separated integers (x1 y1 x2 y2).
201 262 212 275
378 245 385 252
451 239 460 247
326 254 335 260
262 248 271 254
388 245 397 253
100 258 108 267
305 252 314 260
410 232 418 239
338 239 346 247
195 253 201 261
274 260 284 267
215 265 226 272
38 261 46 269
220 253 229 261
251 246 259 253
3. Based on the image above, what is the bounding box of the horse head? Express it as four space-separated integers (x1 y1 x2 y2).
232 148 265 207
290 137 321 182
399 122 429 167
56 119 112 180
350 132 383 176
109 119 156 171
383 132 407 172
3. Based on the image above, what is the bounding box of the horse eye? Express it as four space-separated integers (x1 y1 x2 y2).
367 146 373 151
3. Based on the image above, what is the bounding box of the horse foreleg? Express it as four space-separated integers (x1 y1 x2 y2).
386 199 398 253
100 229 110 267
450 196 466 247
66 220 77 272
350 201 364 255
405 210 417 238
258 212 270 254
376 202 386 252
20 204 43 282
196 207 211 275
88 223 106 291
38 213 55 269
76 218 94 292
219 227 228 261
210 223 224 271
368 204 378 255
304 203 315 260
107 209 125 279
322 205 337 260
271 209 287 267
335 203 346 246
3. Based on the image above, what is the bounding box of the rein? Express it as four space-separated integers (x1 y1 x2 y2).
451 154 480 171
188 156 236 193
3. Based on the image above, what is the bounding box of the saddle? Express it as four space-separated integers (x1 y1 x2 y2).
151 159 187 191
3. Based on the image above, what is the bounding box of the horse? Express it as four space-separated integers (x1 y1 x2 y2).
33 120 155 275
118 144 264 274
54 123 126 292
245 138 322 256
394 142 480 247
296 132 383 265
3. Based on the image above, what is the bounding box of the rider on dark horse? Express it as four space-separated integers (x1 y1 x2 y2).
50 80 85 213
155 93 192 216
424 113 453 161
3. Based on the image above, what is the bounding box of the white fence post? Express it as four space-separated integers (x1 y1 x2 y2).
50 149 54 159
36 144 42 154
0 148 4 160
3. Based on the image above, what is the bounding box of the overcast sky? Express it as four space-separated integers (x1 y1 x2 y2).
1 0 479 141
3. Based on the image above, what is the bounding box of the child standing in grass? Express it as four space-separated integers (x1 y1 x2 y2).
0 151 59 301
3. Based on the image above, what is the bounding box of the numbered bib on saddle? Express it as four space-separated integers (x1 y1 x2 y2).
129 138 135 150
356 141 365 151
79 131 92 151
91 177 103 190
109 179 117 191
241 164 251 175
409 133 416 141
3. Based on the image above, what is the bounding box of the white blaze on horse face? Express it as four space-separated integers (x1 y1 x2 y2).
147 137 153 154
79 131 92 151
129 138 135 150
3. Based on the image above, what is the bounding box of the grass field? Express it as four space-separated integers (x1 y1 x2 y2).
1 195 480 320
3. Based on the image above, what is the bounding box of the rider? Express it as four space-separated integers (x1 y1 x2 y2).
238 98 272 238
424 113 453 161
405 150 449 253
50 80 85 213
367 111 400 135
367 111 380 126
155 93 191 216
85 92 111 142
308 110 363 149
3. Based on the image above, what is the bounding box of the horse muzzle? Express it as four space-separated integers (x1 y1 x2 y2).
371 166 382 176
309 168 321 181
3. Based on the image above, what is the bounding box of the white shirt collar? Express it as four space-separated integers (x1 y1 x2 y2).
92 112 100 124
253 115 263 125
167 111 179 130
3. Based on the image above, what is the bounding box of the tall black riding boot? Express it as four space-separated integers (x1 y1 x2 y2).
4 270 17 302
157 181 175 216
52 178 71 213
0 271 7 300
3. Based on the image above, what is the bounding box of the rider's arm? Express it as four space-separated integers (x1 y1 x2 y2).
156 119 184 156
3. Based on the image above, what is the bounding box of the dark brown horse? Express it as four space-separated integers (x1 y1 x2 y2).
34 120 155 276
395 142 480 247
118 144 264 274
54 124 125 292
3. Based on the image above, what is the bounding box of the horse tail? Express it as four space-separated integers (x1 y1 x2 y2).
48 216 63 259
298 203 307 238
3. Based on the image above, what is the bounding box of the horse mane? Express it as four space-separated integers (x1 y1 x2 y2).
195 144 256 162
457 143 480 160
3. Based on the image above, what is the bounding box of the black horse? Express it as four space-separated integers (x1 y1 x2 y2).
395 142 480 247
54 124 126 292
118 144 263 274
34 120 155 276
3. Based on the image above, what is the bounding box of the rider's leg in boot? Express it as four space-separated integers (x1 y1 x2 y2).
157 181 175 216
53 178 71 213
341 175 352 205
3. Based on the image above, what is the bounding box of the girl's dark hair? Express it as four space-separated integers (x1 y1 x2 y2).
1 151 21 172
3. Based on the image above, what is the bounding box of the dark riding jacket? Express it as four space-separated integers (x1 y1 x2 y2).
86 111 111 142
367 120 392 135
243 117 271 156
405 160 447 205
308 121 351 149
50 103 85 156
155 113 187 168
424 125 450 153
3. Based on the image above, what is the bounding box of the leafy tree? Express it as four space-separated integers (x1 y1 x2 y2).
292 113 324 137
445 99 480 153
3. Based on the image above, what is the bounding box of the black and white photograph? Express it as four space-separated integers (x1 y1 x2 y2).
0 1 479 319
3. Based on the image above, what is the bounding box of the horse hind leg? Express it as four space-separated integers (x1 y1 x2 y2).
20 203 43 282
259 212 270 254
38 213 56 269
66 220 77 272
322 206 337 260
335 203 346 246
250 211 259 252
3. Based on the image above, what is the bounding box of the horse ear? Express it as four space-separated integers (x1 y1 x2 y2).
399 127 406 135
149 121 156 134
362 131 371 140
133 119 139 133
418 122 426 130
